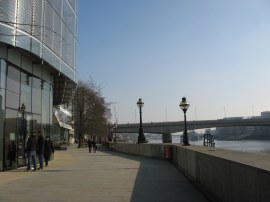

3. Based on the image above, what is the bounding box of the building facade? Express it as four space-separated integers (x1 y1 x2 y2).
0 0 77 171
215 112 270 140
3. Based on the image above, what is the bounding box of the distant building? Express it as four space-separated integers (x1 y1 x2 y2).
215 112 270 140
0 0 78 171
261 111 270 118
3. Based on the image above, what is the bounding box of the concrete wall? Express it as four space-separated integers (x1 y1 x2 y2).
110 143 270 202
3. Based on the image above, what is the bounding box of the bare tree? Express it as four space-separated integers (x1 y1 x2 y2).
72 80 111 147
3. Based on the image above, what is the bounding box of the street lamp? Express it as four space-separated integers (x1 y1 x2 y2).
19 103 26 139
137 98 147 143
179 97 190 146
113 123 117 142
18 103 26 162
108 122 112 142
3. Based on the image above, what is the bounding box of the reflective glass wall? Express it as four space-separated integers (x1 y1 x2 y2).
0 59 6 171
0 0 78 83
0 58 53 170
0 0 76 171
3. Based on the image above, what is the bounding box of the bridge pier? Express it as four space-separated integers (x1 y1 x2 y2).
162 133 172 143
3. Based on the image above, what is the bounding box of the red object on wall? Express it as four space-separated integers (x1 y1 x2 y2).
164 147 172 159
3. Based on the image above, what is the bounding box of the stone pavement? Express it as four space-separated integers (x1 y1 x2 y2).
0 144 209 202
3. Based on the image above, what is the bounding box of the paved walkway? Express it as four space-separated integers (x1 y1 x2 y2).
0 144 209 202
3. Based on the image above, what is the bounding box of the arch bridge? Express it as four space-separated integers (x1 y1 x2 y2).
116 118 270 143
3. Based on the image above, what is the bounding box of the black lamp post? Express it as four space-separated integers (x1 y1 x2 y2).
18 103 26 162
108 122 112 142
19 103 26 139
113 123 117 142
137 98 146 143
179 97 190 146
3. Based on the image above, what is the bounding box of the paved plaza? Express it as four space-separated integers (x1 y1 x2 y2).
0 144 209 202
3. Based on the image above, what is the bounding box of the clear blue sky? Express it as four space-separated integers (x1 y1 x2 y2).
77 0 270 124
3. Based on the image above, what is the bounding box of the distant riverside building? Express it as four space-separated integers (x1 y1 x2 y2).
215 111 270 140
0 0 78 171
261 111 270 118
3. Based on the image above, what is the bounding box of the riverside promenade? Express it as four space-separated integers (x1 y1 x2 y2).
0 144 208 202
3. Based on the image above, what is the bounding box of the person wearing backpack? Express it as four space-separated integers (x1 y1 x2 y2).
26 133 37 171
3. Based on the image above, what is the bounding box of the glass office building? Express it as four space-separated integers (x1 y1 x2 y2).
0 0 78 171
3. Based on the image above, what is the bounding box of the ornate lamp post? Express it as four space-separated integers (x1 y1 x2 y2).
19 103 26 139
113 123 117 142
18 103 26 163
179 97 190 146
108 122 112 142
137 98 146 143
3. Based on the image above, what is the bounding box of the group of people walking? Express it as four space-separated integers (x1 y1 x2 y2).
87 139 97 153
26 131 54 171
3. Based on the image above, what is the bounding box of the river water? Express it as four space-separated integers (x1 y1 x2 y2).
149 138 270 155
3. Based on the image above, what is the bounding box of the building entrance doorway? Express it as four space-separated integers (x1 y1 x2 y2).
4 109 33 170
4 109 18 170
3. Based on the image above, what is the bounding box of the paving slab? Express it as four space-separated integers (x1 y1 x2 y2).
0 144 209 202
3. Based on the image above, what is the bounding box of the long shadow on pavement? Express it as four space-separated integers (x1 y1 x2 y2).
101 148 209 202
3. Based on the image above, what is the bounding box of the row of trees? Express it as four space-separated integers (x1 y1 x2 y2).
72 80 111 146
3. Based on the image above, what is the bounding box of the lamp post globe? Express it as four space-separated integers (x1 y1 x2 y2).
179 97 190 146
20 103 26 112
137 98 146 143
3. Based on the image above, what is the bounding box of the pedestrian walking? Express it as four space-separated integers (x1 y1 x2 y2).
44 136 54 167
26 133 37 171
7 141 16 167
37 131 45 170
92 139 97 153
87 139 92 153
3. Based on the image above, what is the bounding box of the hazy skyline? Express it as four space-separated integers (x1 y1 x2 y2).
78 0 270 124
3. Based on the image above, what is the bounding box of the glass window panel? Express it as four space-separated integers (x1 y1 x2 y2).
16 31 31 52
48 0 62 16
0 88 5 171
43 1 61 56
0 59 7 89
44 1 54 50
32 114 41 133
63 1 75 32
24 113 33 140
30 38 41 57
42 82 52 136
4 109 18 170
68 0 76 11
20 72 32 112
53 13 62 55
62 24 74 66
6 90 19 109
6 65 20 93
17 0 33 34
31 77 41 114
32 0 43 40
42 47 60 71
61 62 74 80
0 0 16 23
0 25 15 46
75 15 77 37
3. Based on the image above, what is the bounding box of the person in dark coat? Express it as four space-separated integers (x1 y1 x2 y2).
44 136 54 167
7 141 16 167
26 134 37 171
87 139 92 153
92 139 97 153
37 131 45 170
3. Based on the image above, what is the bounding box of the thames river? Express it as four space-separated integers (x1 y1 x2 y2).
149 138 270 155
